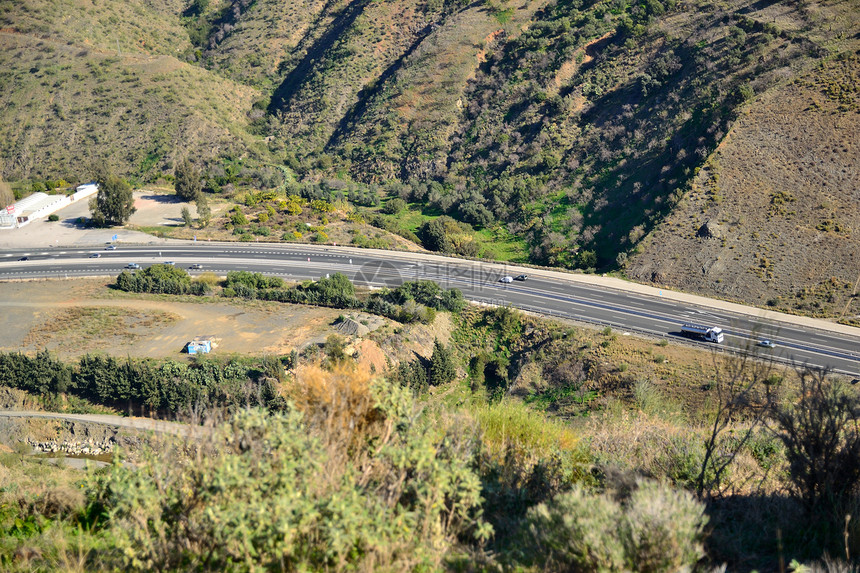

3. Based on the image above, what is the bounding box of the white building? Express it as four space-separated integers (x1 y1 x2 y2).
0 183 98 230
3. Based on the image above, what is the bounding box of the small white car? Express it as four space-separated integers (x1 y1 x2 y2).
757 339 776 349
105 245 117 250
163 261 175 266
126 263 140 269
89 253 101 258
499 276 513 283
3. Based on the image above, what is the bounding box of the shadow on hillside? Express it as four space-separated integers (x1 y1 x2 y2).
268 0 372 114
705 493 851 570
139 194 182 205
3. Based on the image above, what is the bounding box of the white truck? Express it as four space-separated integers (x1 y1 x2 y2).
680 323 724 343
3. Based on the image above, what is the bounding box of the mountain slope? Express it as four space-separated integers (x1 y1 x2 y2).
627 54 860 319
0 0 857 316
0 0 264 182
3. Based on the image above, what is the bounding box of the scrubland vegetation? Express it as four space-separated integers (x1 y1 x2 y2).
1 0 859 566
1 0 857 315
3 272 860 570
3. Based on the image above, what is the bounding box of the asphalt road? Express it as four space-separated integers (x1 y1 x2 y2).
2 242 859 376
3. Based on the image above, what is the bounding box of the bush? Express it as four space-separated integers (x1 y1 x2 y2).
230 206 248 226
47 213 59 222
525 485 625 571
620 480 708 571
89 377 490 571
381 198 407 214
523 480 707 571
115 265 197 295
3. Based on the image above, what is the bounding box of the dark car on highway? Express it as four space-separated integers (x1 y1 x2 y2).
17 256 29 261
514 274 529 281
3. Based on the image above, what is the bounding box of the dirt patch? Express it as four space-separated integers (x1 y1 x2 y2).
0 279 348 359
352 339 389 373
23 306 181 352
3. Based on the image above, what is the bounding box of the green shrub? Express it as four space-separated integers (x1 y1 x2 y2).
115 265 201 295
47 213 59 222
523 480 707 572
89 380 490 571
230 206 248 226
525 485 625 571
621 480 708 571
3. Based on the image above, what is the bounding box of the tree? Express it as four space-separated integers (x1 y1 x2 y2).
174 158 202 202
420 217 453 252
695 344 779 499
428 339 456 386
773 367 860 514
181 206 192 227
196 194 211 228
90 168 135 226
381 198 407 215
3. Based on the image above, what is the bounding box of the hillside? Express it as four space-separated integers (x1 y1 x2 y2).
0 0 266 183
0 0 857 314
627 54 860 320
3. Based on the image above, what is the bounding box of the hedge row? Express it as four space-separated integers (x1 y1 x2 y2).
0 351 285 415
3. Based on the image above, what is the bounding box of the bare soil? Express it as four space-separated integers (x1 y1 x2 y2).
0 279 451 371
0 279 348 359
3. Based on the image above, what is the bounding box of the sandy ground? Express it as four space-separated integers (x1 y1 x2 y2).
0 190 191 248
0 280 346 359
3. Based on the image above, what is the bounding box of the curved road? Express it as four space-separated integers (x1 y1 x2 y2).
2 242 859 376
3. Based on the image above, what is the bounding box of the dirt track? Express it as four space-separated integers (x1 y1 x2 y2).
0 410 201 436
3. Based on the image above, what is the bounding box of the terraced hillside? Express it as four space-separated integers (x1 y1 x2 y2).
0 0 857 315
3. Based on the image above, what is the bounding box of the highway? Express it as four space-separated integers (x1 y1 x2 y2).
2 242 859 376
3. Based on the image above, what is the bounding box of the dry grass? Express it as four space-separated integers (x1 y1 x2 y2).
284 363 379 446
629 52 860 318
22 306 180 352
